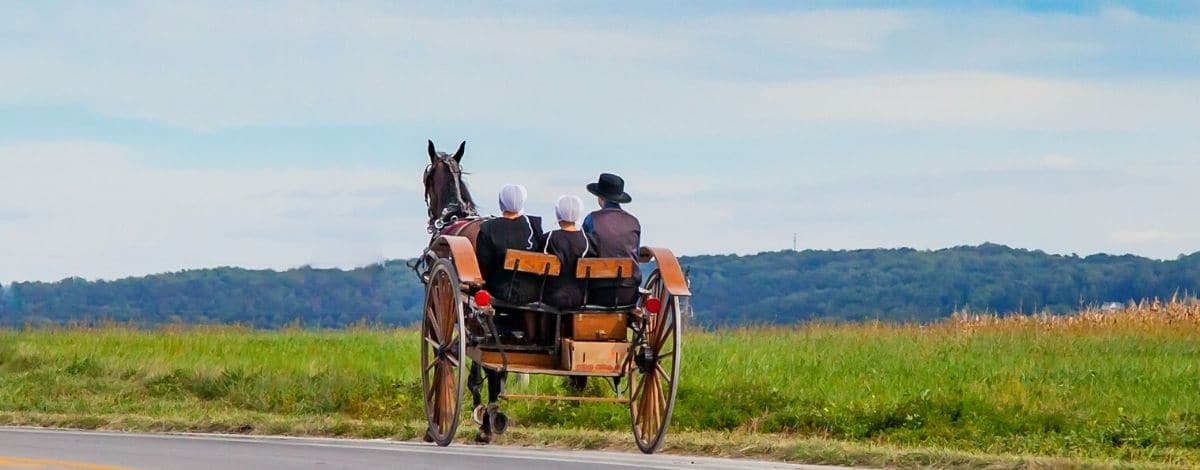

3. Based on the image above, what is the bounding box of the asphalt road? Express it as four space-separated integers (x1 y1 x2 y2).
0 428 849 470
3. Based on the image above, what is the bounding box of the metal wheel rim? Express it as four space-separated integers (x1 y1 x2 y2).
420 259 466 447
629 270 683 454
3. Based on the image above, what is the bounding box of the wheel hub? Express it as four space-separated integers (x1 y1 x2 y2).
634 344 656 373
434 343 457 361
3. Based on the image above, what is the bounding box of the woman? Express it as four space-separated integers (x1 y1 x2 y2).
542 195 595 309
475 184 544 305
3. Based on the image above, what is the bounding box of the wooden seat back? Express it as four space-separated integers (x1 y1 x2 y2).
576 258 636 280
503 249 562 276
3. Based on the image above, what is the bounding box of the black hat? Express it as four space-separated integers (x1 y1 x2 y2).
587 173 632 204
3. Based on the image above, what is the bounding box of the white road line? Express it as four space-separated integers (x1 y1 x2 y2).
0 428 829 469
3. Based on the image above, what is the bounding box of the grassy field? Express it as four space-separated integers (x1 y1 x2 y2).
1 300 1198 468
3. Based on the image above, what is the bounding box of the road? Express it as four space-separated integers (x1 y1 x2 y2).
0 428 850 470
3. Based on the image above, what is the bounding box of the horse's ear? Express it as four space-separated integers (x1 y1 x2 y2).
452 141 465 162
427 140 438 162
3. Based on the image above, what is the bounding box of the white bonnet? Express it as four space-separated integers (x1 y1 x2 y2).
555 195 584 223
498 184 527 213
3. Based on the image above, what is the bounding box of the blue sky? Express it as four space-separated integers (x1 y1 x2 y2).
1 1 1198 282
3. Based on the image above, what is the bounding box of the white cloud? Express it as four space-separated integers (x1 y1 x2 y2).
987 154 1084 172
0 141 721 281
687 10 911 52
1112 230 1178 244
1037 155 1081 169
2 140 1197 282
0 142 425 281
1 4 1199 280
3 5 1196 133
735 73 1200 130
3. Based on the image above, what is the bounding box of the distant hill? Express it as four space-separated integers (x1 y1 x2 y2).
2 244 1198 328
686 244 1200 324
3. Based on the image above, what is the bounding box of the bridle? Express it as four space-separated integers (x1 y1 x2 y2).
424 156 477 233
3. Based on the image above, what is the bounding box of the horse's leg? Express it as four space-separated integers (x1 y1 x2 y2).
475 369 507 443
467 361 484 409
487 369 506 404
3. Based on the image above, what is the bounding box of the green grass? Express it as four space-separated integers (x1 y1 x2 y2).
1 310 1198 469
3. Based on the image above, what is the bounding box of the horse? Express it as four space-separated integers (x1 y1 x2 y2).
423 140 484 242
421 140 506 442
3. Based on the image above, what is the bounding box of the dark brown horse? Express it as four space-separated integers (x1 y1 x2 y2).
422 140 504 442
424 140 486 244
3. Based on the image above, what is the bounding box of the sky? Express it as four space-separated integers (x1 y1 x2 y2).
1 1 1199 282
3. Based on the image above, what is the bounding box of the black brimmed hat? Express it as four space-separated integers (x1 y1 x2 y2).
586 173 632 204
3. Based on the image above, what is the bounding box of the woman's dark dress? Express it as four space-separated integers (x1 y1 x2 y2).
475 215 544 304
541 229 595 309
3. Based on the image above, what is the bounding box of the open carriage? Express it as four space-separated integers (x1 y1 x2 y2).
416 234 690 454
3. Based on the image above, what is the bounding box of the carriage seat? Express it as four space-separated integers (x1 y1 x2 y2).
487 251 638 349
565 258 639 313
490 249 562 314
488 251 639 313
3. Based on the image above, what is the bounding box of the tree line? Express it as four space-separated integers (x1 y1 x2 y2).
2 244 1197 328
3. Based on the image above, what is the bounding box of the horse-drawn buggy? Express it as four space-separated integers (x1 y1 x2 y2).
414 141 691 453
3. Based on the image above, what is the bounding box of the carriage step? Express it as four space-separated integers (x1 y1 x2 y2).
500 393 629 404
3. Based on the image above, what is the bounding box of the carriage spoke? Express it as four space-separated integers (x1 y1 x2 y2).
643 394 654 439
655 366 669 411
429 363 443 415
435 279 452 342
655 364 670 383
437 362 452 432
652 375 664 431
631 372 646 404
426 295 444 344
657 313 676 345
434 282 450 342
637 378 650 436
424 311 440 344
660 305 676 338
642 375 662 438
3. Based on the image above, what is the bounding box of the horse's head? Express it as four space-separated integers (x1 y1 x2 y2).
424 140 476 231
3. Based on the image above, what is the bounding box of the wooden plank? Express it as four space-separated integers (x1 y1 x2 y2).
576 258 636 279
466 347 624 377
571 313 627 341
638 247 691 296
477 349 558 369
494 365 624 378
503 249 562 276
561 339 630 374
430 235 483 287
501 394 629 404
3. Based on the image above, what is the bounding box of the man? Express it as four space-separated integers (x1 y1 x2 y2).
582 173 641 306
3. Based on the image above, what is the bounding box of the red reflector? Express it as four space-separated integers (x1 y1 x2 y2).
474 290 492 307
645 297 662 314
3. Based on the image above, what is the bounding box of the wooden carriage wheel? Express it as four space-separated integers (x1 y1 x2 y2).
629 269 684 454
420 258 466 447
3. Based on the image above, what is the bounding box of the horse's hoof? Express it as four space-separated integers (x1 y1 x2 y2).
486 404 508 435
422 431 435 443
472 405 487 425
474 431 494 444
